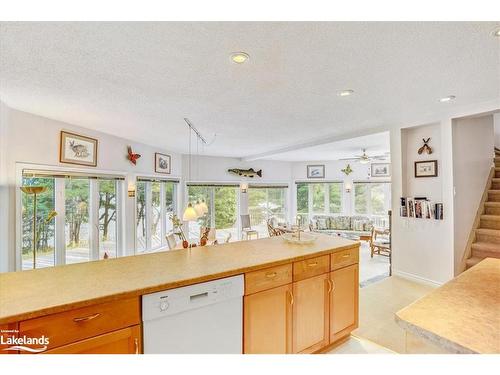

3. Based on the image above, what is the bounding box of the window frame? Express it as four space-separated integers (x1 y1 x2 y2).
295 181 344 221
352 181 391 218
16 164 126 271
135 178 178 253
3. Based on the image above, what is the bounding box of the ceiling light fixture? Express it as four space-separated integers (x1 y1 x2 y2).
338 89 354 97
231 52 250 64
439 95 456 103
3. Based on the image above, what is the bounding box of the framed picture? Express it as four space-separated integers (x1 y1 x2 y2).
415 160 438 178
155 153 171 174
371 163 391 177
59 131 98 167
307 165 325 179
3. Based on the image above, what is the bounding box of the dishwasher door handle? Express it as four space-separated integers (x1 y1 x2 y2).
190 291 209 302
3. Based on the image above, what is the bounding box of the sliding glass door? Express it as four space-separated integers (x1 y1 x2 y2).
135 178 178 253
20 172 124 270
187 184 239 243
248 186 288 238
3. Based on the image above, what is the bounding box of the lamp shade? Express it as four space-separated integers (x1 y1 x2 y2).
183 203 198 221
194 201 204 217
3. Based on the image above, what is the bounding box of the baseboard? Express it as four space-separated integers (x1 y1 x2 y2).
392 270 443 287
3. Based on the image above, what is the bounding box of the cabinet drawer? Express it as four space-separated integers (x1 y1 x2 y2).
331 247 359 270
293 255 330 282
43 325 141 354
19 297 140 350
245 264 292 295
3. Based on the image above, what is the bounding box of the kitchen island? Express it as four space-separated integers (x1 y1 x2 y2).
395 258 500 354
0 234 360 354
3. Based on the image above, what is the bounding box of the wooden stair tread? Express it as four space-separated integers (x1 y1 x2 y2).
484 201 500 207
465 257 483 268
475 228 500 236
471 242 500 251
480 214 500 221
488 190 500 194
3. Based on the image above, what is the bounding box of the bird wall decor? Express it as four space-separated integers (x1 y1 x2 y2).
127 146 141 165
418 138 433 155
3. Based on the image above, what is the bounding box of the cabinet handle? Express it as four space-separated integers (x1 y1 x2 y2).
331 280 336 292
342 253 350 258
265 272 277 278
307 262 318 267
134 338 139 354
287 290 294 305
73 313 100 323
327 279 333 293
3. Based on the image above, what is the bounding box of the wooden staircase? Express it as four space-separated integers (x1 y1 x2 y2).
464 151 500 269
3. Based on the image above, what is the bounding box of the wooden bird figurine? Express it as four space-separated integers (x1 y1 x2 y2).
127 146 141 165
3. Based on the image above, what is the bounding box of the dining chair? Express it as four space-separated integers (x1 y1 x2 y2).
241 214 259 240
166 233 177 250
369 227 391 258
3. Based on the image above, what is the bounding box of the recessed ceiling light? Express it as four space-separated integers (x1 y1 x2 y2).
338 89 354 97
230 52 249 64
492 28 500 37
439 95 456 103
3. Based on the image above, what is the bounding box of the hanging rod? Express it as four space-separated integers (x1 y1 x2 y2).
183 118 209 144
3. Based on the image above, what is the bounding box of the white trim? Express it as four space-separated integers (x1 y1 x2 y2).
392 270 443 287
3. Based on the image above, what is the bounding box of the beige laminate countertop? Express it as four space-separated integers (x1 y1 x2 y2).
0 234 358 324
395 258 500 354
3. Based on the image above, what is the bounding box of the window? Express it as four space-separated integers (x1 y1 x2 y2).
187 184 239 243
135 178 178 253
248 186 288 238
20 171 124 271
353 182 391 227
295 182 343 223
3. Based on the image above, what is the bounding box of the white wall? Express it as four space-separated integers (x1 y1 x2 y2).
452 115 494 274
391 122 455 286
0 103 181 272
0 102 10 272
494 113 500 148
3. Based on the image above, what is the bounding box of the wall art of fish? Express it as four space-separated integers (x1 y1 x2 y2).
227 168 262 178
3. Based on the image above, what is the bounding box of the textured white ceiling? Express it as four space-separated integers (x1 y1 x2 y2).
0 22 499 159
267 132 390 161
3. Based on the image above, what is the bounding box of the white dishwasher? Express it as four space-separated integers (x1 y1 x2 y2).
142 274 244 354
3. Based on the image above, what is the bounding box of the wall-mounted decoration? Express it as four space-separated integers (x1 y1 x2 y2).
307 165 325 179
341 164 353 176
155 153 171 174
127 146 141 165
417 138 433 155
227 168 262 178
415 160 438 178
371 163 391 177
60 131 98 167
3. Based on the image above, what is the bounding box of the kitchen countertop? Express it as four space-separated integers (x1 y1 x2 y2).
0 234 358 324
395 258 500 354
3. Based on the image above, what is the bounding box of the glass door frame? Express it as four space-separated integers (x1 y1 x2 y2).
15 164 126 271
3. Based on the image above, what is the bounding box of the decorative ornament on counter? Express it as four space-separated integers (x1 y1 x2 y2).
127 146 141 165
341 164 353 176
227 168 262 178
418 138 433 155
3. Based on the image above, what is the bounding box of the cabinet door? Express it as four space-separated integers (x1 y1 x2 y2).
244 284 293 354
292 273 329 353
330 264 359 343
43 325 141 354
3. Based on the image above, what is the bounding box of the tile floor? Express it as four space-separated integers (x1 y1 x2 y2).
327 335 395 354
358 241 390 285
353 276 435 353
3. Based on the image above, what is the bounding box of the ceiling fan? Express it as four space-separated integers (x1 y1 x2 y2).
339 149 390 164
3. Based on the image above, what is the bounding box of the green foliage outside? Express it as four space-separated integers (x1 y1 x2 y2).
329 183 342 213
354 183 368 214
296 183 308 214
21 177 56 259
188 186 237 229
65 178 89 247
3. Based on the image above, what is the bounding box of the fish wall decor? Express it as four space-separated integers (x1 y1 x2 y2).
228 168 262 178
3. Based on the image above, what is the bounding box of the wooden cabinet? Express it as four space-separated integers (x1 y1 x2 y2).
245 264 292 295
244 284 293 354
292 273 329 353
43 325 141 354
0 323 19 354
329 264 359 342
19 297 140 351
